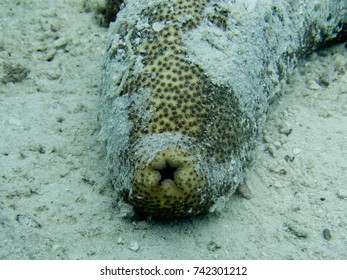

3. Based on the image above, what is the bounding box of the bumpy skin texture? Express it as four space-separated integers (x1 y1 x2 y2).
100 0 346 219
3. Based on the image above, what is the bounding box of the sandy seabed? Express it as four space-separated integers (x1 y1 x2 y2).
0 0 346 259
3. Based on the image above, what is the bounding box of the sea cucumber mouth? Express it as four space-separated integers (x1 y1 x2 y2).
126 148 211 219
156 163 176 185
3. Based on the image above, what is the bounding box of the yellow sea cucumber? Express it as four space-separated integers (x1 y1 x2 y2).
100 0 347 219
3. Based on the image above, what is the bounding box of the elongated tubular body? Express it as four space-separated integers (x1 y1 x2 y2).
100 0 346 219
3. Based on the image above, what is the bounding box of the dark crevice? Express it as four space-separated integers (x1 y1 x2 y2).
99 0 124 27
317 21 347 50
156 164 177 184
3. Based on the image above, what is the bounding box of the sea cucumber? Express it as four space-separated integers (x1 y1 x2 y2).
99 0 346 219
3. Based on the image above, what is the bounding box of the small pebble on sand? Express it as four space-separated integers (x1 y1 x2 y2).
129 241 139 252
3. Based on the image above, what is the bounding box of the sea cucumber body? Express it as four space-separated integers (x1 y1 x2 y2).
100 0 346 219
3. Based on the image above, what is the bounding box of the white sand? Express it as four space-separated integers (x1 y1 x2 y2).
0 0 346 259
